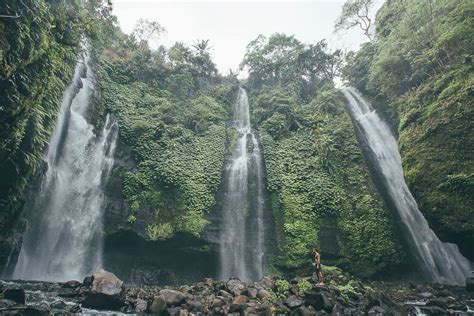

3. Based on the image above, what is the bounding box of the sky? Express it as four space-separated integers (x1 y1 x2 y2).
112 0 380 76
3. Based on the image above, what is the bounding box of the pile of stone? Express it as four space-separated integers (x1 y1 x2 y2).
1 269 473 315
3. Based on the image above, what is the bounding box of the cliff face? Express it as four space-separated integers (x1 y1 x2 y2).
95 39 239 283
398 69 474 259
249 86 403 278
343 0 474 259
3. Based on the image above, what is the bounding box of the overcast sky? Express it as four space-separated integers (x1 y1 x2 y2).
112 0 381 75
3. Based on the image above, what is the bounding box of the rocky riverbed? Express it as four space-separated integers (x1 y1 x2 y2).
1 267 473 315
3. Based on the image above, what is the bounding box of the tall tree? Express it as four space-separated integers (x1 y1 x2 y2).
335 0 374 40
132 18 165 47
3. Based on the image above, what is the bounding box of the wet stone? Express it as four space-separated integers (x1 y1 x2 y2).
2 288 26 304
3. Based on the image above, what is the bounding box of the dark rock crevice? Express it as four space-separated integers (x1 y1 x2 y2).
103 230 219 286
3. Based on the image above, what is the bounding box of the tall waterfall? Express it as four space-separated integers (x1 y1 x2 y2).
219 88 266 282
13 52 118 282
343 87 471 285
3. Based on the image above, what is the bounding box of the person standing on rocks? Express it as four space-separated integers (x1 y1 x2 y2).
312 248 324 285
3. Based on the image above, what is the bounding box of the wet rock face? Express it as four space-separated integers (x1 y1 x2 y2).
102 230 219 285
90 269 124 295
466 275 474 292
82 269 125 310
2 288 25 304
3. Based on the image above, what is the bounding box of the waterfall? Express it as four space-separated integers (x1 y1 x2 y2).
219 88 266 282
343 87 471 285
13 51 118 282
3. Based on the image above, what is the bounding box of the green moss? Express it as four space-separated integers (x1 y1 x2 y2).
99 52 233 239
398 68 474 253
254 86 402 277
147 222 174 241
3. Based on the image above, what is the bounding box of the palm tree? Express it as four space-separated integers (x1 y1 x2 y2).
192 39 212 55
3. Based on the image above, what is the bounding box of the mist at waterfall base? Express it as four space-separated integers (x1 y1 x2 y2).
219 88 267 282
12 52 118 282
343 87 471 286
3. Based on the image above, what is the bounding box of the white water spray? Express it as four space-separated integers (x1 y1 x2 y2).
13 52 118 281
219 88 266 281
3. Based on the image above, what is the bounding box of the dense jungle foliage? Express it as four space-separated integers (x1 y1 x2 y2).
96 24 240 240
0 0 104 236
242 34 403 277
342 0 474 259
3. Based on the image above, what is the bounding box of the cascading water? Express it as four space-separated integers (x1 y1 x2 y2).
343 87 471 285
13 51 118 282
219 88 266 282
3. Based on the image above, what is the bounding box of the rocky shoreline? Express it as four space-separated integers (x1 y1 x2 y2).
1 268 473 315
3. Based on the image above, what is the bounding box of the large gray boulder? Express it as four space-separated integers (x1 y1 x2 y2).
466 274 474 292
1 288 25 304
305 289 333 313
226 278 245 296
82 269 125 310
159 289 185 306
149 295 167 314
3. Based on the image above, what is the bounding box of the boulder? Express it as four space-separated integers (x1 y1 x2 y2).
331 302 345 315
273 303 290 314
426 297 448 309
226 278 245 296
256 276 275 290
232 295 249 305
448 303 467 311
149 295 167 314
2 288 25 304
67 304 82 313
256 303 273 316
61 280 81 288
211 298 226 308
218 289 232 298
178 309 189 316
57 287 79 298
296 305 317 316
418 292 433 299
466 276 474 292
82 275 94 287
82 269 125 310
257 289 272 301
90 269 124 295
284 295 304 309
365 292 405 315
50 300 67 310
305 290 333 313
244 287 258 298
368 306 387 315
135 298 147 313
228 303 246 314
159 289 185 306
185 299 203 312
24 303 51 315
